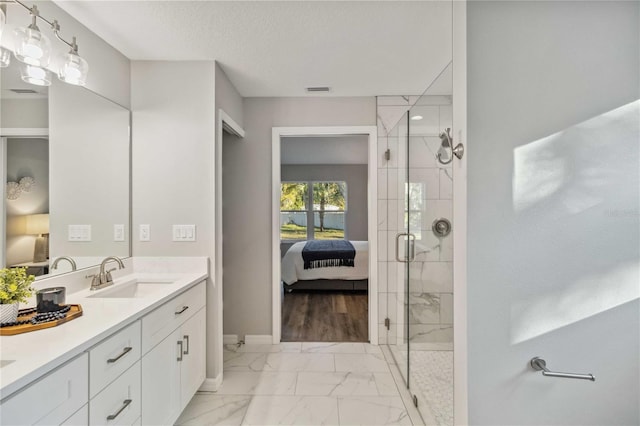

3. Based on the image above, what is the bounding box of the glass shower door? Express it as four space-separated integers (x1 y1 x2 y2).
382 65 455 426
405 90 454 426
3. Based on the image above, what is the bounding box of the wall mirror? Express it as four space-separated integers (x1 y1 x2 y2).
1 58 131 278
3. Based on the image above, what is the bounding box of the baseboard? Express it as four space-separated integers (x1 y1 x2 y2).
223 334 239 344
199 374 222 392
244 334 273 345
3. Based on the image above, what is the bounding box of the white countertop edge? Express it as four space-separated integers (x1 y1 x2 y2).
0 271 208 401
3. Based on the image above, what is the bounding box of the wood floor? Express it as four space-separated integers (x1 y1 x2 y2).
281 291 368 342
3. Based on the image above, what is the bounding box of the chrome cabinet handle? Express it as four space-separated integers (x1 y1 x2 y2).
107 347 132 364
106 399 132 420
175 306 189 315
177 341 183 361
183 335 190 355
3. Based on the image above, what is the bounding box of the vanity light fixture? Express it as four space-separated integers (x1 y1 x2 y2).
5 0 89 86
410 115 423 121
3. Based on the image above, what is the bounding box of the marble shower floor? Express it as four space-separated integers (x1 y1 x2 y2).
175 342 422 426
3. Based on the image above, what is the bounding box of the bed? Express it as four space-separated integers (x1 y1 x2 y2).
281 240 369 291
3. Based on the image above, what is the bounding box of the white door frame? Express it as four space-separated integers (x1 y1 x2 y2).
271 126 378 344
212 109 245 388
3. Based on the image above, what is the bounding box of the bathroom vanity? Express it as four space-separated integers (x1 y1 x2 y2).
0 257 208 425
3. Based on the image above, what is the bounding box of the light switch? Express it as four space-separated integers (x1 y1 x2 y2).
68 225 91 241
172 225 196 241
139 224 150 241
114 224 125 241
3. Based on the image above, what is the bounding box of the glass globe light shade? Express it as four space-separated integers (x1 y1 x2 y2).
14 25 52 67
0 47 10 68
20 63 51 86
58 51 88 86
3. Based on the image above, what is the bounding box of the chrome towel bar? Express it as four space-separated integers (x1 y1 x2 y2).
530 357 595 381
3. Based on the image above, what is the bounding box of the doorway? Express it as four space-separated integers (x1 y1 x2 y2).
271 126 378 344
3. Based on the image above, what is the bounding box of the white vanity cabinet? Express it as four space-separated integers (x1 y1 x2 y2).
0 353 88 425
141 282 206 425
0 277 207 426
88 321 142 425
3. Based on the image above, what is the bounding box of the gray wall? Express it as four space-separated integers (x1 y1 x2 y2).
467 1 639 425
5 138 49 265
1 99 48 129
223 97 375 338
131 60 219 378
282 164 368 239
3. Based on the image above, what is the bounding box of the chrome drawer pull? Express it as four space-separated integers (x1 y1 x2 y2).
106 399 132 420
175 306 189 315
177 341 183 361
107 347 132 364
183 335 190 355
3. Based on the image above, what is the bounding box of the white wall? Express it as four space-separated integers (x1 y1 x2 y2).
467 1 639 424
131 60 219 378
49 81 129 260
1 0 130 108
223 97 375 338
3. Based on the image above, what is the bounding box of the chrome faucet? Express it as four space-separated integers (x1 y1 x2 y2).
89 256 125 290
51 256 77 271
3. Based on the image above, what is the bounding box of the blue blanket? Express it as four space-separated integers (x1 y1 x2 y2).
302 240 356 270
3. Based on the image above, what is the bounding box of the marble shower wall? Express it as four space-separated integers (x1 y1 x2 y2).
376 96 453 348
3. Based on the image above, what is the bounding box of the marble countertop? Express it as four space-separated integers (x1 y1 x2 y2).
0 257 208 401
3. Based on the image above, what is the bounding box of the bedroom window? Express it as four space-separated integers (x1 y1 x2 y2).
280 181 347 241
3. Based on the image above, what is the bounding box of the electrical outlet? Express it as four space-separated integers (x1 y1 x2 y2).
114 224 125 241
139 224 150 241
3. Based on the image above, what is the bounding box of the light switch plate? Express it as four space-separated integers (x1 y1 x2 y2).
68 225 91 241
114 224 125 241
139 224 150 241
173 225 196 241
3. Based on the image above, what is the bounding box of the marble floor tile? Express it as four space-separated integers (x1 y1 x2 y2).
263 352 335 372
296 372 380 396
217 371 297 395
364 344 384 355
337 396 412 425
175 394 250 426
223 352 267 372
373 372 400 396
301 342 366 353
225 343 302 353
242 396 339 425
335 353 390 373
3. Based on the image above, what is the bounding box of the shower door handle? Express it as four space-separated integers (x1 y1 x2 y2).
395 233 416 263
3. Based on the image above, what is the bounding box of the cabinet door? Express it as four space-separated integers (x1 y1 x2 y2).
180 308 206 409
141 329 181 426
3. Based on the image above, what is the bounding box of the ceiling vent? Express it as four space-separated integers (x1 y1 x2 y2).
10 89 39 94
306 87 330 93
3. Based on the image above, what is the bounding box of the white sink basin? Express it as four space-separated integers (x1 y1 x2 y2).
87 279 175 299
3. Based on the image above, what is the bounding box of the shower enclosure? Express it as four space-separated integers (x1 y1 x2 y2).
378 64 455 425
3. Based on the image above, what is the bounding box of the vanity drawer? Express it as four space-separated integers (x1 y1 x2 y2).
90 360 141 426
0 353 88 426
89 320 141 398
141 281 205 354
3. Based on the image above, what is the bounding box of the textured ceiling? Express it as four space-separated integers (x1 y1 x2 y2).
54 1 453 97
